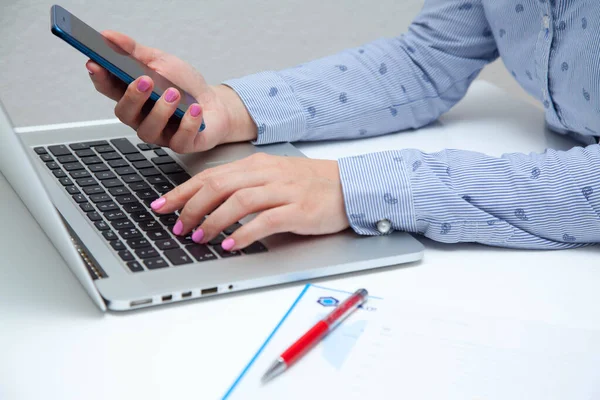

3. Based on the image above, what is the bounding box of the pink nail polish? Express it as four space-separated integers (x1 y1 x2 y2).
150 197 166 211
222 238 235 251
165 88 179 103
190 104 201 117
192 228 204 243
173 220 184 236
137 78 150 92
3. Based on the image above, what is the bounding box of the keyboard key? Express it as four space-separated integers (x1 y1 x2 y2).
185 244 216 262
104 211 126 221
95 171 116 180
208 234 225 246
52 169 66 178
111 138 139 154
94 221 109 231
88 164 109 172
126 153 146 162
119 228 142 240
103 230 118 241
177 234 194 245
70 170 91 179
101 179 123 188
118 250 134 261
109 187 130 196
169 172 191 185
75 149 95 157
115 194 138 205
111 219 134 230
164 249 193 265
72 194 86 203
123 174 143 184
69 142 90 151
57 155 77 163
95 145 114 153
132 160 153 169
139 220 162 231
115 166 136 175
135 247 159 259
127 238 151 249
101 152 121 161
81 156 103 165
90 193 111 203
48 145 71 156
87 212 102 222
83 186 105 195
34 146 48 155
137 143 151 151
76 177 98 187
144 257 168 269
79 203 95 212
46 161 60 170
97 202 119 212
66 186 81 195
159 214 178 227
147 230 170 241
146 175 169 185
110 240 126 251
154 149 168 156
159 163 185 174
213 246 241 258
149 144 161 150
153 183 174 194
127 261 144 272
242 241 268 254
122 202 144 213
84 140 109 147
131 211 154 222
40 154 53 162
135 189 158 200
151 156 175 165
140 167 161 177
58 177 73 186
156 239 179 250
63 162 84 172
108 159 129 168
129 182 151 191
223 222 242 235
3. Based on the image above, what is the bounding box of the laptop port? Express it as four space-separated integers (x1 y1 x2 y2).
162 294 173 302
201 287 218 295
181 291 192 298
130 298 152 307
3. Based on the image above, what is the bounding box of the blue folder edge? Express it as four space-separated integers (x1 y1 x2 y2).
221 283 368 399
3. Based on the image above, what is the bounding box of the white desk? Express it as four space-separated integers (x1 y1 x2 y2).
1 81 599 400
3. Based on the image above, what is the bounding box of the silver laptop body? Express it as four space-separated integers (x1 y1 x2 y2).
0 102 424 311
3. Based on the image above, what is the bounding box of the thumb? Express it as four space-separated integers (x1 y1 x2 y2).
101 30 161 65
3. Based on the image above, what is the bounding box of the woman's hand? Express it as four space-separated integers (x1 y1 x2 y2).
86 31 256 153
149 154 350 251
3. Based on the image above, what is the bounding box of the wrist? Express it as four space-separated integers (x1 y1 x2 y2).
213 84 257 143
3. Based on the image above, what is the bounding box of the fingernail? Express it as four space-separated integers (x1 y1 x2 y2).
137 78 151 92
192 228 204 243
190 104 201 117
172 220 184 236
87 68 94 75
222 238 235 251
165 88 179 103
150 197 166 211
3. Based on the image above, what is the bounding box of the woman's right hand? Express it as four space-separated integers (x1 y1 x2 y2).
86 30 257 154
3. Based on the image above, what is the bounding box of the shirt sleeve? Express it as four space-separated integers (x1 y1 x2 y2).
223 0 499 144
338 144 600 249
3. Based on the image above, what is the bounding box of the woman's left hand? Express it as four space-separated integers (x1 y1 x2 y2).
150 153 350 251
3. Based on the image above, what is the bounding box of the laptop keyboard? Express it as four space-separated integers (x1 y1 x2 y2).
33 138 267 273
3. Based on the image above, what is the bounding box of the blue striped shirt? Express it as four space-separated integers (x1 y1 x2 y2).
224 0 600 249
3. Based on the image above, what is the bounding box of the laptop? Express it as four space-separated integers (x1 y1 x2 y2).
0 102 424 311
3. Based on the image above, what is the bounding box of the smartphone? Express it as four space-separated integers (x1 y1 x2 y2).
50 4 205 131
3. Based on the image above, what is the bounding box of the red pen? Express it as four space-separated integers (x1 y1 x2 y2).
261 288 369 383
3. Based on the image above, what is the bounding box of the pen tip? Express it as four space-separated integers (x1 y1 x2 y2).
261 359 286 384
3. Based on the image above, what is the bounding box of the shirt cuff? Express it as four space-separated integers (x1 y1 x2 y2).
222 71 307 145
338 150 418 235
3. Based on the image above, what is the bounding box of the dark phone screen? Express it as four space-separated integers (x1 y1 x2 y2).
52 5 196 114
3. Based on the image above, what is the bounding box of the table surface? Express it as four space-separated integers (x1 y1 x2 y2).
1 81 599 400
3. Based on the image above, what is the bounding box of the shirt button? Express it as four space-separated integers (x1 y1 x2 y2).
376 219 393 234
543 15 550 29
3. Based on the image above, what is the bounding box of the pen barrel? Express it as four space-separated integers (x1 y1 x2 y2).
323 289 368 330
281 320 329 365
